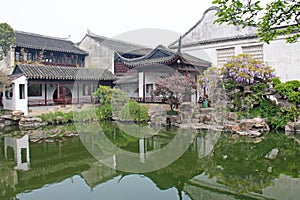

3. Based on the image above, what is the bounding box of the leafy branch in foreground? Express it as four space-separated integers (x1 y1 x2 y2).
213 0 300 43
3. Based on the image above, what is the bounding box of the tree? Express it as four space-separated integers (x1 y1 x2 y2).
0 23 15 91
0 23 16 60
221 54 280 122
221 54 276 86
152 74 196 111
213 0 300 43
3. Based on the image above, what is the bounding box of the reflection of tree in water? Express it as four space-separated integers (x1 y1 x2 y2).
145 149 203 195
98 121 177 153
0 160 17 200
201 133 300 193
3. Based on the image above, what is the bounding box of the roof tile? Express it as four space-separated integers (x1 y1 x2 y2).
13 64 116 81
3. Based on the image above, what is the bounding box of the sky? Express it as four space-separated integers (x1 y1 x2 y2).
1 0 214 47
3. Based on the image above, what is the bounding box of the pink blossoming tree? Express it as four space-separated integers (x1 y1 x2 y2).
152 73 196 111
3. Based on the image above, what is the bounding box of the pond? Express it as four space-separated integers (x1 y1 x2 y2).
0 121 300 200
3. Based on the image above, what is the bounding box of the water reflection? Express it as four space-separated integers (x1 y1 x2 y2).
77 121 197 173
0 122 299 200
4 135 30 171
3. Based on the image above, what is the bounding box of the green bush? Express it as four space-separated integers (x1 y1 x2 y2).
40 109 99 124
119 100 149 123
40 111 71 124
166 110 179 115
275 80 300 101
272 77 281 87
96 104 112 120
270 105 300 129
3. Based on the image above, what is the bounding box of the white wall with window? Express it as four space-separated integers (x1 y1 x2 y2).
3 75 29 115
242 45 264 61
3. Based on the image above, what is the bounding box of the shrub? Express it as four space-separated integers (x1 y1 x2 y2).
166 110 179 115
40 110 98 124
275 80 300 104
270 105 300 129
119 100 149 123
96 104 112 120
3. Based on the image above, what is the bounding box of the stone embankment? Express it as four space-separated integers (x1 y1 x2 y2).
150 102 272 137
0 110 47 131
285 119 300 133
0 110 24 128
223 113 270 137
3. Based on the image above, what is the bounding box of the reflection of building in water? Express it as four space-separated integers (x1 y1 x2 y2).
4 135 30 171
190 131 221 159
139 138 146 163
81 161 118 189
184 173 300 200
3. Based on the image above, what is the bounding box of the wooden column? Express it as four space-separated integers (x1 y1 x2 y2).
143 72 145 102
77 84 80 104
90 83 93 103
44 84 47 105
57 83 60 99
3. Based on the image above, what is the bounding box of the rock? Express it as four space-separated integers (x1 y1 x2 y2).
237 130 262 137
11 110 24 117
224 124 240 132
199 108 213 115
180 102 192 113
267 166 273 173
285 121 296 132
227 112 237 122
19 116 47 130
0 110 24 121
254 138 263 143
265 148 279 159
294 121 300 131
191 118 199 123
239 119 254 131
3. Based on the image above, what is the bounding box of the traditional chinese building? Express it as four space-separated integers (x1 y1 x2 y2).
169 6 300 82
79 31 211 103
1 31 115 115
114 45 211 103
78 31 151 73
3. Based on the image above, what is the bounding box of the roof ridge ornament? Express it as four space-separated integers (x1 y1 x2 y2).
177 36 182 55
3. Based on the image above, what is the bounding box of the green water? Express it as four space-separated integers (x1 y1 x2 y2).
0 122 299 200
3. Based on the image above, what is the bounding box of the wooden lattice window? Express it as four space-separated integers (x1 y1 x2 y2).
242 45 264 61
216 47 235 66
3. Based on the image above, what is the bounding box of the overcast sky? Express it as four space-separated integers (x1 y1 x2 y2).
1 0 215 46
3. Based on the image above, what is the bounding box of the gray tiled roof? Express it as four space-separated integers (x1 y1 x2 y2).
13 64 116 81
168 6 258 49
15 31 87 55
116 45 211 68
85 32 151 55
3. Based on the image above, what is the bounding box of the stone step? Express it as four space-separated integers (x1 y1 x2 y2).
199 108 213 115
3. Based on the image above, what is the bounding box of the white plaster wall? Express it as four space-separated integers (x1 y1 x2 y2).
115 83 138 98
264 39 300 82
12 75 28 115
144 72 169 97
182 36 299 82
78 36 114 72
182 37 261 67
